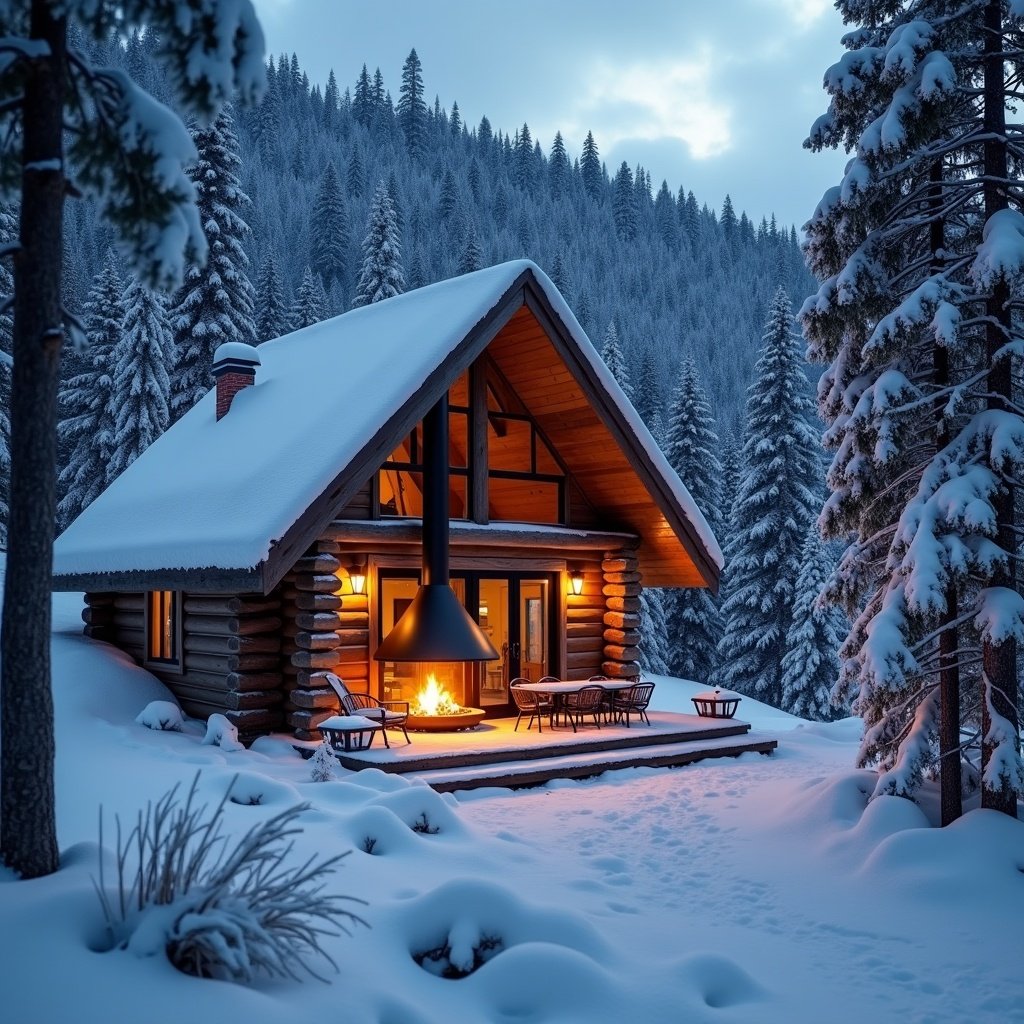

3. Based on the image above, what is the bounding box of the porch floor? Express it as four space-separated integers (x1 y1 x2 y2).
329 712 778 791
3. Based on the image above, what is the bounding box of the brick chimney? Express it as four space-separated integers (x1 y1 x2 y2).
212 342 261 420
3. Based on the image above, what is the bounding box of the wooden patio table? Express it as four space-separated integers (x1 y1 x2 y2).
512 679 636 728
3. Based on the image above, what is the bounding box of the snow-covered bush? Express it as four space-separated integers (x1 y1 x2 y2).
134 700 184 732
202 713 244 752
309 740 336 783
95 774 366 984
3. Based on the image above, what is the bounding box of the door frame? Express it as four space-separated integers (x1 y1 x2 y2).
374 567 560 717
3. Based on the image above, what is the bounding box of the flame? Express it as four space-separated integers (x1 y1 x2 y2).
412 674 462 716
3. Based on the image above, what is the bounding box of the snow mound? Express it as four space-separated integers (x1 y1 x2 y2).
134 700 184 732
202 714 243 752
398 878 611 973
224 772 298 807
861 808 1024 897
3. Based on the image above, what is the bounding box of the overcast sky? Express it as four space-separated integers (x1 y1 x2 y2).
251 0 851 229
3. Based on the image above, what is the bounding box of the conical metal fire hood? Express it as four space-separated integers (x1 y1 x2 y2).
374 393 498 664
374 584 497 662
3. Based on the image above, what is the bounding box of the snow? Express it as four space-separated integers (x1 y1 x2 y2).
0 574 1020 1022
135 700 185 732
53 260 722 579
213 340 261 364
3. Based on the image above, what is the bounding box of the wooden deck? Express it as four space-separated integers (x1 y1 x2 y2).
329 712 778 791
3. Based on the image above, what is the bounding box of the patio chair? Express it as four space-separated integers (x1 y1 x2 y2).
325 673 411 745
611 681 655 727
510 678 553 732
559 684 604 733
587 675 615 722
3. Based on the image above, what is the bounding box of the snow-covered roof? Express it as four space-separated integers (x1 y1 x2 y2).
53 260 722 588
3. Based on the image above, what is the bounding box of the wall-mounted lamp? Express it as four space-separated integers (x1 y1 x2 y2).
569 568 585 596
349 563 367 595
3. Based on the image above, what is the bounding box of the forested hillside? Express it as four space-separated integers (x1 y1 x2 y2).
61 38 814 439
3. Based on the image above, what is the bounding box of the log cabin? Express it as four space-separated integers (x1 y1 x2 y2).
52 261 723 743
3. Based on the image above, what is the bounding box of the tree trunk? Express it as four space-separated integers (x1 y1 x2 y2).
930 161 962 826
0 2 65 877
979 0 1019 817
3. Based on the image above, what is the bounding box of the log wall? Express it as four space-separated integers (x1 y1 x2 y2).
84 589 285 744
563 559 606 680
600 548 642 680
281 539 372 741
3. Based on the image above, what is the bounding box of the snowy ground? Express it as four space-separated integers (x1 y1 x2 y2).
0 576 1021 1023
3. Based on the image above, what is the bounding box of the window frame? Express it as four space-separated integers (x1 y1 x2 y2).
143 590 183 673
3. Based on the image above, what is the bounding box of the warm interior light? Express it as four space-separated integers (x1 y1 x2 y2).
569 569 585 596
412 673 462 716
349 565 366 595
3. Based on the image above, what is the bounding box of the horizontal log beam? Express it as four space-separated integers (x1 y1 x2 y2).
184 615 282 637
182 596 280 616
183 633 280 656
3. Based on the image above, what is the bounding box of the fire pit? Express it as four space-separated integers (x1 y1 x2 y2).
406 674 486 732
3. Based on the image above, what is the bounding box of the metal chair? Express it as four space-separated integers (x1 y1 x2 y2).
510 678 553 732
324 673 411 745
560 684 604 732
611 681 655 727
588 675 613 722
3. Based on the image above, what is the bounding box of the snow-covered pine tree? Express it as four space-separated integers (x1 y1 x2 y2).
718 289 820 707
352 181 405 308
255 252 288 342
718 430 742 531
639 586 671 676
170 106 257 421
291 266 328 330
309 739 336 782
598 327 670 672
581 131 602 200
662 361 723 682
309 162 348 295
612 162 637 241
600 320 634 403
632 350 663 431
802 0 1024 817
780 524 845 721
107 278 174 482
57 252 125 527
459 224 483 275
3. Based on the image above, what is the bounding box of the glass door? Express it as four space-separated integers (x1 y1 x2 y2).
477 575 553 716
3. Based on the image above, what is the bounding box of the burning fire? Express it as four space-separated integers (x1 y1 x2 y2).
412 674 463 716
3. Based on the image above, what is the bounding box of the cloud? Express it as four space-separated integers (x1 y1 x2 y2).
571 53 732 161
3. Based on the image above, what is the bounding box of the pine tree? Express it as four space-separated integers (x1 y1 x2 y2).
0 0 263 881
169 107 256 421
633 350 663 430
353 64 373 126
397 48 426 158
718 430 742 531
549 131 569 200
459 224 483 274
718 289 820 707
107 279 174 481
781 524 845 721
802 0 1024 816
255 252 288 342
352 181 406 308
662 362 723 681
613 162 637 241
438 169 459 223
310 739 336 782
654 180 678 251
291 266 328 329
309 163 349 292
513 123 535 194
600 320 634 403
57 253 125 527
639 587 671 676
581 131 603 200
347 150 365 198
322 68 339 127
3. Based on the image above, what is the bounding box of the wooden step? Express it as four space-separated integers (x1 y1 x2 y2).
407 733 779 792
333 719 753 775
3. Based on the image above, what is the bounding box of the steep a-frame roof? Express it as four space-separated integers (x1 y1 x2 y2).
52 261 722 593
